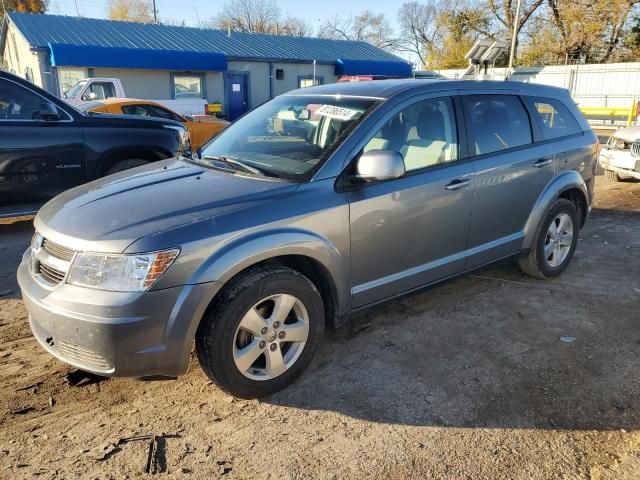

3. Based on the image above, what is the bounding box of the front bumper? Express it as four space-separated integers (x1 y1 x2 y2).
17 248 220 377
599 149 640 173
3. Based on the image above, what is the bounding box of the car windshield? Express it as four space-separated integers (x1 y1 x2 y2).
65 80 86 99
195 95 381 181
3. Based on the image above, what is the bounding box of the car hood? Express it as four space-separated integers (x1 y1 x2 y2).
611 126 640 143
35 158 299 253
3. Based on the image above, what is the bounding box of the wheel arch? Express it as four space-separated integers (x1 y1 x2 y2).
522 171 589 249
98 146 172 176
189 229 350 329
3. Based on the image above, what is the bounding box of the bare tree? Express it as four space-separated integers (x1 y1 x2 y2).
278 16 313 36
397 1 441 67
319 11 397 49
487 0 545 57
214 0 281 33
107 0 153 23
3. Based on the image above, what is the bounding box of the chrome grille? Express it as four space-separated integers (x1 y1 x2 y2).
632 141 640 158
42 238 75 262
38 262 66 284
32 234 75 286
56 339 114 372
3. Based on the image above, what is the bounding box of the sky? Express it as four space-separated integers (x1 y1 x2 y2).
50 0 404 33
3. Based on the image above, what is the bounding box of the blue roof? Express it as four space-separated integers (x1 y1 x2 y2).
7 12 409 69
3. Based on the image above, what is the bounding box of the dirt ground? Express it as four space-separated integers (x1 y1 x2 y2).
1 174 639 479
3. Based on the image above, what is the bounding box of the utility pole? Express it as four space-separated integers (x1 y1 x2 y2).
152 0 158 23
74 0 80 17
507 0 522 80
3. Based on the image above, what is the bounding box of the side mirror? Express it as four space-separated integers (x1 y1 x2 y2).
184 115 194 122
37 102 60 121
296 108 310 121
356 149 405 182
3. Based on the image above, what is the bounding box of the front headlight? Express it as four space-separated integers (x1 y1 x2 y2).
67 249 179 292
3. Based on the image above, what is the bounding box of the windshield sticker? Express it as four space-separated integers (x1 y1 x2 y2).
316 104 359 121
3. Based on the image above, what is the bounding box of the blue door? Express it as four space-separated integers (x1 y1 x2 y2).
225 73 248 121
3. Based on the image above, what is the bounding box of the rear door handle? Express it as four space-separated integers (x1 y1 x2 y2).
444 179 471 191
534 157 553 168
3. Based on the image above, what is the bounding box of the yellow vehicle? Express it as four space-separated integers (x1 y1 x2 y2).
82 99 229 150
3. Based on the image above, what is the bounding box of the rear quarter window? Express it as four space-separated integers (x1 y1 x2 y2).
528 97 582 140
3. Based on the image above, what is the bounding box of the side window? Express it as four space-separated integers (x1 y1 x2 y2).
141 104 183 122
529 97 582 140
121 105 148 116
82 82 116 101
463 95 532 156
0 79 47 120
363 97 458 172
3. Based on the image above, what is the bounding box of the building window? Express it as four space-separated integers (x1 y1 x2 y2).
172 74 205 99
298 75 324 88
58 68 87 97
275 69 284 80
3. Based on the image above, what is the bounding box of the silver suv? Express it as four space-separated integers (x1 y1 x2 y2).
18 80 598 398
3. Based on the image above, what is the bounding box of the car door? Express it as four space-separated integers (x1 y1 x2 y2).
461 93 555 268
346 95 475 308
0 77 85 207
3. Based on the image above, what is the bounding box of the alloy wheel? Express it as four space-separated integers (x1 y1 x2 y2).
232 294 309 381
544 212 574 268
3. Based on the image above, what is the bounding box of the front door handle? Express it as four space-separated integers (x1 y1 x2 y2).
534 157 553 168
444 179 471 191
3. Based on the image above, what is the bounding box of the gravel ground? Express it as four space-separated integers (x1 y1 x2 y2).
0 174 639 479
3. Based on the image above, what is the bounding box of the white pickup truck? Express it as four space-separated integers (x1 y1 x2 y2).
599 126 640 181
62 77 208 117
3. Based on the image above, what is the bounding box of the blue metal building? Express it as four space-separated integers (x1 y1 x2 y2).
1 13 411 119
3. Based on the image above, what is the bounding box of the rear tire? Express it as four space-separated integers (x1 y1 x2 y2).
196 265 325 399
518 198 579 279
105 158 149 175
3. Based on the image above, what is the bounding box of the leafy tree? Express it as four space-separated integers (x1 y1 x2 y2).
547 0 640 63
1 0 48 17
107 0 154 24
397 1 492 69
487 0 545 59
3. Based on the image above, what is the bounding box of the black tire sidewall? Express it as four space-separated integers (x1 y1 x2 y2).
534 199 579 278
196 267 324 398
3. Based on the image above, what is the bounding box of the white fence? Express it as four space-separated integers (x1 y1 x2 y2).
421 63 640 109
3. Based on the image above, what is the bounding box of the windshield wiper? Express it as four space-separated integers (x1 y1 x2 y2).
201 155 278 178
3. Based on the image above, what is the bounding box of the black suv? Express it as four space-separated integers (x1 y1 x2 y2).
0 71 189 216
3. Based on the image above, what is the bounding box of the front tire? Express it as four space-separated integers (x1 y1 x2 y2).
518 198 579 279
196 265 325 399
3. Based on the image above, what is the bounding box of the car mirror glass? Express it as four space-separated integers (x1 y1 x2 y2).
355 149 405 182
